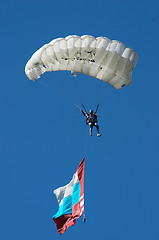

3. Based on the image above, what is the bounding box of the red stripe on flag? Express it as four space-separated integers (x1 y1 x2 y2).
77 157 85 198
53 214 76 235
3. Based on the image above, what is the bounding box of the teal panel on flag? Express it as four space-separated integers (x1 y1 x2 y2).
53 182 80 219
53 195 72 219
72 182 80 206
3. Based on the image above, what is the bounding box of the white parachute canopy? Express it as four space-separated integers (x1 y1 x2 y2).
25 35 138 89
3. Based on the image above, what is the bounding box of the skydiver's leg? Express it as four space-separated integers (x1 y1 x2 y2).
89 123 93 136
94 123 99 133
95 123 101 136
90 126 93 136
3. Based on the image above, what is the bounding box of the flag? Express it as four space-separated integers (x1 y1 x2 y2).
53 157 85 235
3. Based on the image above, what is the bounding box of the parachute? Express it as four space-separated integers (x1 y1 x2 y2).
25 35 138 89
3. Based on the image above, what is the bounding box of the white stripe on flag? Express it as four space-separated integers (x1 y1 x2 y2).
80 206 84 215
80 194 84 201
54 172 79 206
80 199 84 208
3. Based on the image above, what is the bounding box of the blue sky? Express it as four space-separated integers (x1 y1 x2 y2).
1 0 159 239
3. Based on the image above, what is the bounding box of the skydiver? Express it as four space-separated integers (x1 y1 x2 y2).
81 104 101 137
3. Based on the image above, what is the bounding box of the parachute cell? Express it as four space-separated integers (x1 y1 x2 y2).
25 35 138 89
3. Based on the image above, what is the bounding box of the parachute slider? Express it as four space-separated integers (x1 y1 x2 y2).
71 71 78 77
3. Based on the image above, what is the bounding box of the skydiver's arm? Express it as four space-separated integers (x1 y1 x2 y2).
81 109 86 117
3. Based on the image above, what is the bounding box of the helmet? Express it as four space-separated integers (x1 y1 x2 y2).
90 110 93 114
